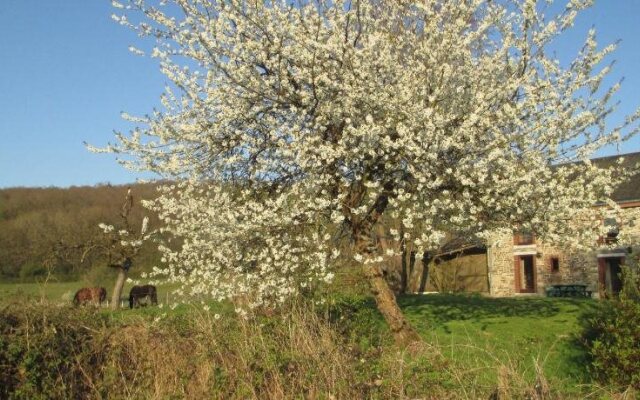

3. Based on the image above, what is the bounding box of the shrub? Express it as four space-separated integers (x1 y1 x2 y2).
581 265 640 390
0 302 109 399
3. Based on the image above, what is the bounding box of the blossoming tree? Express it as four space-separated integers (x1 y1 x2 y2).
102 0 639 345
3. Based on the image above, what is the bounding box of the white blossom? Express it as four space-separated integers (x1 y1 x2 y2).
98 0 639 310
127 46 145 56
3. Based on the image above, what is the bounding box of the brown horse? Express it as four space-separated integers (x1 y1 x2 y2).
73 287 107 306
129 285 158 309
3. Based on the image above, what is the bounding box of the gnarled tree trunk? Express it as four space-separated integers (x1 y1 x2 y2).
346 180 421 347
363 261 421 347
354 227 421 348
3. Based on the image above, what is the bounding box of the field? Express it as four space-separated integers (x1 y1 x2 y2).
0 280 600 398
0 280 177 307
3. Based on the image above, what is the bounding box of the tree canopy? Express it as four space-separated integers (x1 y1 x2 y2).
103 0 639 345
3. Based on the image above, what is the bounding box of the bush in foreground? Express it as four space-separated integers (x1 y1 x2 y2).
581 267 640 391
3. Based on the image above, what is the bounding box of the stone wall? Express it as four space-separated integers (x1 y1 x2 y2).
486 231 516 296
487 233 593 297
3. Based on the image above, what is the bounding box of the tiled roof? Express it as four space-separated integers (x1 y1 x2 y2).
591 151 640 203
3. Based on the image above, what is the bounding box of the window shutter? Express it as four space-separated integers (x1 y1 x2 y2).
597 258 606 297
514 256 521 293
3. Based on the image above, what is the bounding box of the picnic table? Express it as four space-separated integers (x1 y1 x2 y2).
545 284 592 298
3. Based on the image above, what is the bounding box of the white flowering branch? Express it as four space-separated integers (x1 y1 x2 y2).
99 0 640 345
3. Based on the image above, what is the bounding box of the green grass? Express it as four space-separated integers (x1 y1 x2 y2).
0 281 79 302
399 294 596 393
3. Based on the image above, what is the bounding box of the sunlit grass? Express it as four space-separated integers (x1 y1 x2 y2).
0 279 179 307
398 294 596 393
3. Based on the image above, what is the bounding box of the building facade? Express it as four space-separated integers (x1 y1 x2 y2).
486 152 640 298
487 206 640 297
381 152 640 297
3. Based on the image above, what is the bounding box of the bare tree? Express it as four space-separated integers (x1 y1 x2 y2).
105 188 147 310
45 188 150 309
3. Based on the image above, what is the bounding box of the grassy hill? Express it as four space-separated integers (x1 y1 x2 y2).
0 183 160 282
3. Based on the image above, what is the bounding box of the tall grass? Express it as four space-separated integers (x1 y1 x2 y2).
2 299 439 399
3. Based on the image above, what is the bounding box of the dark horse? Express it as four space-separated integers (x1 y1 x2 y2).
73 287 107 306
129 285 158 309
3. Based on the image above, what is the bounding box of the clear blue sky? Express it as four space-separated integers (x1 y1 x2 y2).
0 1 639 188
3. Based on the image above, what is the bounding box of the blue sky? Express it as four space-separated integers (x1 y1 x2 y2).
0 1 639 188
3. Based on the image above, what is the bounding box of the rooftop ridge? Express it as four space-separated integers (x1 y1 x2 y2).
589 150 640 162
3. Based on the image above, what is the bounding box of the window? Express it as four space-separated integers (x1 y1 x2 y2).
603 217 619 245
549 257 560 273
514 232 535 245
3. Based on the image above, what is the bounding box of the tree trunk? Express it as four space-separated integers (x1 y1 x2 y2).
111 267 127 310
364 262 422 347
400 227 408 294
408 250 416 291
355 230 421 348
348 184 421 347
418 252 432 293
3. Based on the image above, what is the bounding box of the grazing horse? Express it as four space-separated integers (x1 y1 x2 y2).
129 285 158 309
73 287 107 306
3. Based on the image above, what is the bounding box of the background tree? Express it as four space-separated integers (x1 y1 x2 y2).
102 0 639 346
101 188 150 310
25 188 151 309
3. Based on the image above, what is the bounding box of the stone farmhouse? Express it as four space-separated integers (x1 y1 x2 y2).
487 151 640 298
378 152 640 298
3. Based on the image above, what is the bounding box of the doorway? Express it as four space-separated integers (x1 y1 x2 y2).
515 255 536 293
598 257 624 297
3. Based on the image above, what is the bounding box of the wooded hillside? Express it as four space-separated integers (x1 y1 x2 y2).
0 183 160 282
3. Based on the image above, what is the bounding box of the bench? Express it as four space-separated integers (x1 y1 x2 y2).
545 284 592 298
